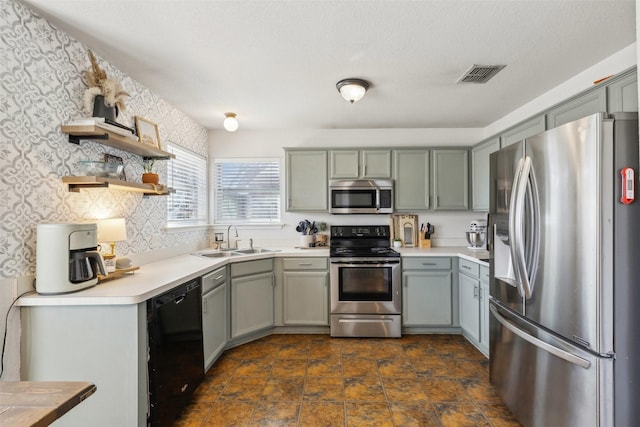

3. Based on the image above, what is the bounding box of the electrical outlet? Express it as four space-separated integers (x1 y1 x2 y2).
150 233 163 249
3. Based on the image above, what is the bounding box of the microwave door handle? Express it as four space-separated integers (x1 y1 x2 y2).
375 189 380 211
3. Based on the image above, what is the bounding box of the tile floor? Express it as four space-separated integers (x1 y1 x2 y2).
176 334 521 426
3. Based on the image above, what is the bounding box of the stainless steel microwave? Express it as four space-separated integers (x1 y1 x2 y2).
329 179 393 214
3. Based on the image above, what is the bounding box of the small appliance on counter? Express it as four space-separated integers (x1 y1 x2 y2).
465 219 487 249
36 223 106 294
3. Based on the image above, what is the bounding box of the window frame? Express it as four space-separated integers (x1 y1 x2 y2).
166 143 208 227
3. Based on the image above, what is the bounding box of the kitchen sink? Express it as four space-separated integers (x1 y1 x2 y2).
233 248 281 254
191 250 242 258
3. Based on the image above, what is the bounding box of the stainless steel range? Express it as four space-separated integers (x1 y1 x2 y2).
329 225 401 338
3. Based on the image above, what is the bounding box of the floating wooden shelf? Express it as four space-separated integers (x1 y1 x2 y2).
61 124 175 159
62 176 174 195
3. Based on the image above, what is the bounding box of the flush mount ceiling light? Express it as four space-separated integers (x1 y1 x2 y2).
223 112 238 132
336 78 370 104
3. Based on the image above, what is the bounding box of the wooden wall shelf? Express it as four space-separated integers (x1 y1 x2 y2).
62 176 173 195
61 124 175 159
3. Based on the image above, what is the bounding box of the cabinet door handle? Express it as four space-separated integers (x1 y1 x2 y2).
298 263 312 266
214 275 224 280
422 262 437 266
203 299 207 314
462 265 471 270
474 285 479 298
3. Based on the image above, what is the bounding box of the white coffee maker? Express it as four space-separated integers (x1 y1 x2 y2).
36 223 107 294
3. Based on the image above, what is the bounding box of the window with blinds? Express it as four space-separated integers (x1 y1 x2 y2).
214 159 280 223
167 143 207 224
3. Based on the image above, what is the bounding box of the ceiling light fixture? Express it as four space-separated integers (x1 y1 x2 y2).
223 112 238 132
336 78 370 104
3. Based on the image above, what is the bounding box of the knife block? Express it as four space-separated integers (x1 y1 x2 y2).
419 237 431 248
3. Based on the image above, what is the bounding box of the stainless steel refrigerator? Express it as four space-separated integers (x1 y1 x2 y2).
489 112 640 427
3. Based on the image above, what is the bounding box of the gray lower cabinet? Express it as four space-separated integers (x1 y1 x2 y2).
393 149 430 211
402 257 453 326
471 137 500 211
285 150 328 211
479 265 490 355
432 149 469 210
458 258 489 356
202 266 227 371
546 87 606 129
282 257 329 325
230 259 274 339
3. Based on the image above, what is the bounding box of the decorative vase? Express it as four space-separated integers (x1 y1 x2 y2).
92 94 118 120
142 173 159 184
300 235 315 248
393 240 402 248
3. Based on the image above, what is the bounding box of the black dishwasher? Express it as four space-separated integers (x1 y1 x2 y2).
147 279 204 426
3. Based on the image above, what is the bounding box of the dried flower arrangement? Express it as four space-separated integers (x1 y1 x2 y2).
83 50 130 114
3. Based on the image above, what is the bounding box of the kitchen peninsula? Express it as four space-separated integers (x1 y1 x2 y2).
18 246 488 426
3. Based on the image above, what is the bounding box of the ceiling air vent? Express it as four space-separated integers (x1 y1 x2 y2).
457 64 506 84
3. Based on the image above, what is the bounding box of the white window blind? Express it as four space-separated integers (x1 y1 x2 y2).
214 159 280 223
167 144 207 224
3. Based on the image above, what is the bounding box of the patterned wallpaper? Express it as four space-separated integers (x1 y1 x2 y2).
0 0 209 279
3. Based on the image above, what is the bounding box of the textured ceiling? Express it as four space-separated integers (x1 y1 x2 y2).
21 0 636 130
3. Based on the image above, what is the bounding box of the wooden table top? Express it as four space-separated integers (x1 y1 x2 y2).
0 381 96 427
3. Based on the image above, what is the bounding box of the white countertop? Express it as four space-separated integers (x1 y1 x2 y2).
18 246 489 307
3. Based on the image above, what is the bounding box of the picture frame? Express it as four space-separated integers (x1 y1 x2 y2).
134 116 161 149
104 153 126 181
390 214 419 247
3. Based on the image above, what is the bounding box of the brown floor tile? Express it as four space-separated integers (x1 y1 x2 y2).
174 402 213 426
276 343 310 359
261 377 305 401
202 401 256 426
307 358 343 376
299 402 346 426
344 376 386 402
434 402 491 427
459 378 503 403
424 378 470 402
235 359 273 377
342 357 378 377
389 402 442 427
309 341 342 358
377 357 416 377
382 378 430 402
271 358 308 377
219 376 267 401
345 402 394 426
477 403 523 427
177 334 519 426
250 402 300 426
304 376 344 401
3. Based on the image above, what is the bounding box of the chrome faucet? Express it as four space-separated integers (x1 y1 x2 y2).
249 238 254 250
226 225 238 249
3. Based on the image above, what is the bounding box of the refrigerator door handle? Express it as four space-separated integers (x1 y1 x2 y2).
513 156 533 299
508 157 526 297
490 303 591 369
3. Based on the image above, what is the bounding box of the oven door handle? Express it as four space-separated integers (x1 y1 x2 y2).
330 260 400 266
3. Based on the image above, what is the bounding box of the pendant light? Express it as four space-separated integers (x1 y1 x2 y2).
336 78 370 104
223 112 238 132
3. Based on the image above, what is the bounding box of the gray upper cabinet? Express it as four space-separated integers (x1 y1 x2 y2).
329 149 391 179
546 87 606 129
500 116 545 148
393 149 430 211
431 149 468 210
285 150 328 212
471 137 500 211
607 69 638 113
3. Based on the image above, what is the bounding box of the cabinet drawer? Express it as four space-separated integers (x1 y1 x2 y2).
202 266 227 294
402 257 451 270
231 259 273 278
480 265 490 283
283 257 328 270
459 258 480 277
